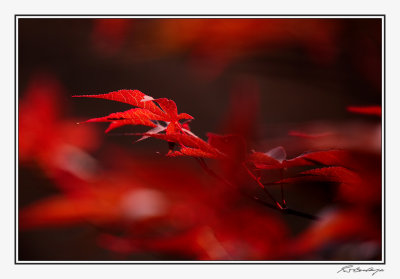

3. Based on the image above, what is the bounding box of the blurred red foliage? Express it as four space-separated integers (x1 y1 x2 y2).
18 74 100 179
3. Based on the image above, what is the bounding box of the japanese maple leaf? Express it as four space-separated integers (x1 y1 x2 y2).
74 89 193 134
248 148 352 171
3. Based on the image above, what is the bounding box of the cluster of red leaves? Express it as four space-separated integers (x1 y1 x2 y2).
74 90 230 159
19 87 382 260
76 90 382 259
75 90 381 207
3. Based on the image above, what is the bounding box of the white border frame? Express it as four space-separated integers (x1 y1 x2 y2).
15 14 385 265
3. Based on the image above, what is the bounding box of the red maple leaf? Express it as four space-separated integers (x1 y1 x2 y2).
81 108 160 132
74 89 194 135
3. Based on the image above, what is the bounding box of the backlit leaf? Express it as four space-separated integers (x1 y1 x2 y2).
73 89 164 115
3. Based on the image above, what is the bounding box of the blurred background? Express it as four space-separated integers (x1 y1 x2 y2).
18 17 382 261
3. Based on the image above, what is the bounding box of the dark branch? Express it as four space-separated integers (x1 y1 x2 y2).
253 197 319 221
195 158 318 221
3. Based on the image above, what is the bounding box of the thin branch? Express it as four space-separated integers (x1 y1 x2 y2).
196 158 233 187
241 163 283 210
195 158 318 221
253 197 319 221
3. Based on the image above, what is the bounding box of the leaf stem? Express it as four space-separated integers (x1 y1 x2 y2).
253 197 319 221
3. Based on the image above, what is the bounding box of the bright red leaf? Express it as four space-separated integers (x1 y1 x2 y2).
153 98 194 121
74 89 163 115
139 132 225 159
82 108 162 133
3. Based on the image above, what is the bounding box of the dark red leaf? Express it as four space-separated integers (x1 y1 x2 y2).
288 130 333 139
274 166 360 186
250 149 352 171
247 152 282 170
300 166 361 184
285 150 352 169
347 106 381 116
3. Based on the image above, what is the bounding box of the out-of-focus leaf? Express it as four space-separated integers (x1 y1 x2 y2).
19 74 100 179
287 209 381 259
347 106 381 117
